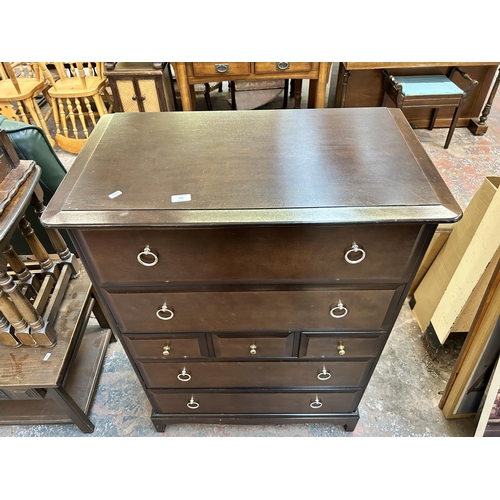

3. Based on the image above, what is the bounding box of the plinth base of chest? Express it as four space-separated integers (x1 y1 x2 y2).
151 411 360 432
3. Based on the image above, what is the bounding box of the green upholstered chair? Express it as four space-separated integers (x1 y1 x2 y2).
382 67 478 149
0 115 74 254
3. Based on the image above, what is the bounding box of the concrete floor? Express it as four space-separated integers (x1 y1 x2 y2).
1 64 499 437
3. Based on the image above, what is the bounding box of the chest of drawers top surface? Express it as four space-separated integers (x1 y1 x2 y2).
41 108 461 228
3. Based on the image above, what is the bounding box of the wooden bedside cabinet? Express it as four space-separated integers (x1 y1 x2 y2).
104 62 176 112
41 108 461 432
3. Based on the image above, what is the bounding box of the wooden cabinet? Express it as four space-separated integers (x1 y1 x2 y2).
41 108 462 432
104 62 176 112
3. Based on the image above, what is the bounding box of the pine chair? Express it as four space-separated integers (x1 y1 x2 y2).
382 67 478 149
41 62 112 154
0 62 54 146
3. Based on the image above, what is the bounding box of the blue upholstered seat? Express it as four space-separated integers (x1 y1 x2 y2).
393 75 463 97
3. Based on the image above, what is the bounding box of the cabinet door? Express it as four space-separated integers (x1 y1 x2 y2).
115 79 141 112
137 78 162 112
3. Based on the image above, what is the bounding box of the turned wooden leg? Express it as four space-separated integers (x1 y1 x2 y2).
18 216 59 279
0 268 56 346
0 284 36 346
2 244 41 291
468 67 500 135
31 186 80 278
0 310 21 347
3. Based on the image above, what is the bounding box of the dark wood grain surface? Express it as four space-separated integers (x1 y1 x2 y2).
42 108 462 228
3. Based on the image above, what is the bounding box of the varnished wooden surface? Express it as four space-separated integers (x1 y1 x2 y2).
81 224 422 286
0 267 92 388
42 108 462 229
137 359 373 389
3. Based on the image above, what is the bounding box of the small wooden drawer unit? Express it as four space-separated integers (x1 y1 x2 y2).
42 109 462 432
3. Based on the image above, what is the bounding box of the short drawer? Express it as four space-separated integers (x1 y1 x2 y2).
254 62 316 74
299 332 387 358
212 332 294 358
149 389 363 415
80 224 422 286
106 287 403 333
191 62 251 78
122 334 209 359
137 359 373 389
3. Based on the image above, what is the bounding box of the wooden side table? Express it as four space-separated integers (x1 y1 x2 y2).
0 131 111 433
172 62 332 111
104 62 176 112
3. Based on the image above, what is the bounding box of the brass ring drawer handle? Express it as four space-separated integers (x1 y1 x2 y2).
344 242 366 264
156 304 174 321
187 397 199 409
177 368 191 382
317 368 331 381
137 245 159 266
330 300 348 319
215 64 229 73
310 397 322 409
276 62 290 70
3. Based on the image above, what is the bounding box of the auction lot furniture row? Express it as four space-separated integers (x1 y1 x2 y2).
41 108 461 432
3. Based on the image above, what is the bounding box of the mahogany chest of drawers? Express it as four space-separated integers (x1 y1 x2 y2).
41 108 461 432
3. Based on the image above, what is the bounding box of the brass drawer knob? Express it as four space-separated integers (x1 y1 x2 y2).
137 245 158 267
344 242 366 264
310 397 322 409
215 64 229 73
249 343 257 355
317 368 332 381
276 62 290 70
187 396 199 409
177 368 191 382
330 300 348 319
337 344 346 356
162 345 171 356
156 304 174 321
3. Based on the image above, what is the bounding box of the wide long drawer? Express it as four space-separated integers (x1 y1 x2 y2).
149 389 363 414
106 287 403 333
81 225 422 285
137 359 373 389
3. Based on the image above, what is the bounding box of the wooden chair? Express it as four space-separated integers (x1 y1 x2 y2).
0 62 54 147
40 62 112 154
382 67 478 149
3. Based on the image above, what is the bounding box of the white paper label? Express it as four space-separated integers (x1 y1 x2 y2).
43 353 51 361
171 194 191 203
108 190 122 199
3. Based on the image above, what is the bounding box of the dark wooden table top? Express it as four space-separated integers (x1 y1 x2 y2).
42 108 462 228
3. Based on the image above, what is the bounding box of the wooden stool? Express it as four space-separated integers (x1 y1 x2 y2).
382 68 478 148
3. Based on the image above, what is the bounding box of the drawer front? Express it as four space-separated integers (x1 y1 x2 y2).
107 288 402 333
149 389 363 414
122 334 209 359
299 332 387 358
82 225 421 285
212 332 294 358
137 359 373 389
254 62 316 74
191 62 251 78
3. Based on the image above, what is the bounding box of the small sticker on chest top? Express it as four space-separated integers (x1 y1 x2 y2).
171 194 192 203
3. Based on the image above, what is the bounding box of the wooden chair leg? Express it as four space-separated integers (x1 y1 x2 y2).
444 105 462 149
429 108 439 130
